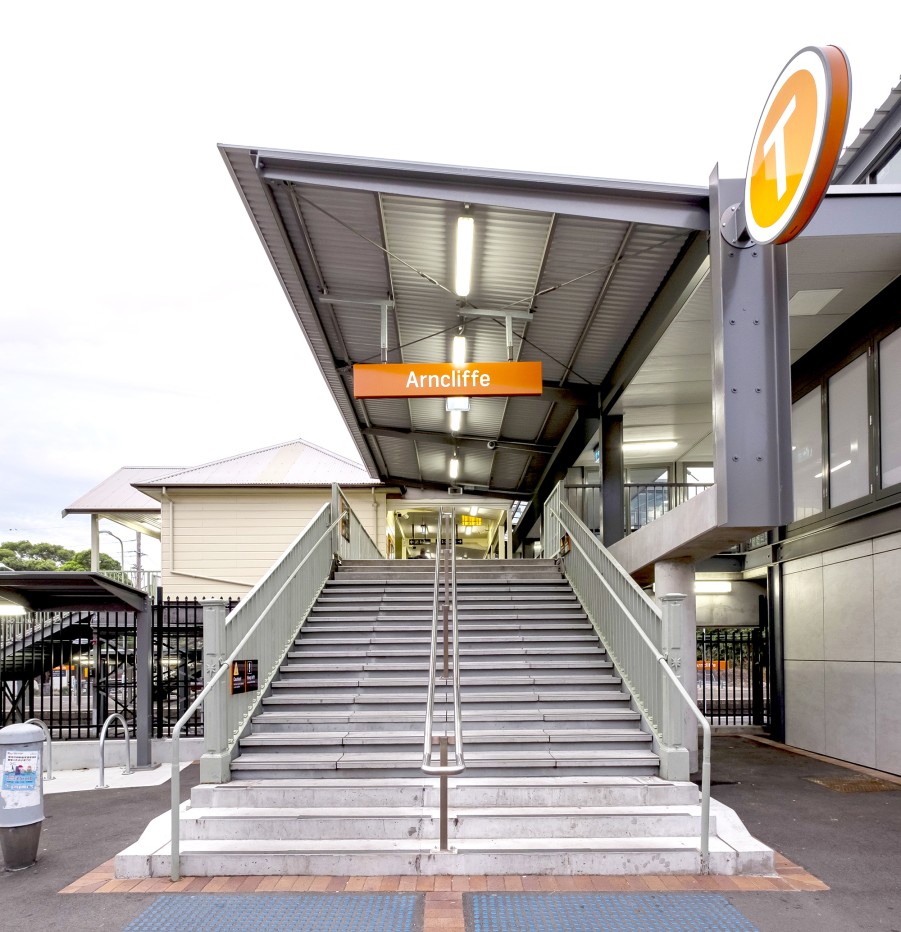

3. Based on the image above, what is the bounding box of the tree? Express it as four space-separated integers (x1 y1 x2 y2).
0 541 121 572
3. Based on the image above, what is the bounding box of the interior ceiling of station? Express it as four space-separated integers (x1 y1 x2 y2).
611 230 901 469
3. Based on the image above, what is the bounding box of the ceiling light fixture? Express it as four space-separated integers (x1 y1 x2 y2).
449 454 460 480
452 332 467 366
695 580 733 594
622 441 678 453
455 216 474 297
449 409 462 432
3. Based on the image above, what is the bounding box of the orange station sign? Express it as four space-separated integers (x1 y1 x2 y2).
744 46 850 245
353 361 543 399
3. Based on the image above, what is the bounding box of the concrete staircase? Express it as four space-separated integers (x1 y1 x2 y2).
117 559 774 877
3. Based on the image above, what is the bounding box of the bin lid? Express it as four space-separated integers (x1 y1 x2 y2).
0 723 45 746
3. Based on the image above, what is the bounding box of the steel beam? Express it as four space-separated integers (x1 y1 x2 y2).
362 425 556 456
709 170 793 527
250 149 710 231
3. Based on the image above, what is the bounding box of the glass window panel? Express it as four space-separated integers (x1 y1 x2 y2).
880 329 901 488
828 355 870 507
685 466 714 484
875 148 901 185
791 390 823 520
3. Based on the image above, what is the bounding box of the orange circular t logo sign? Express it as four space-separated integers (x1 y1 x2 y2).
745 46 850 245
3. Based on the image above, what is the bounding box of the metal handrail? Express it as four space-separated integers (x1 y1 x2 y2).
24 718 53 781
547 498 712 873
421 509 465 850
97 713 133 788
169 511 343 881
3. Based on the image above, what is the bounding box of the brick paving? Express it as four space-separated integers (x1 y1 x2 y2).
60 852 827 930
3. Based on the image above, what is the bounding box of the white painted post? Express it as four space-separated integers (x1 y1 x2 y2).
658 592 690 781
199 600 230 783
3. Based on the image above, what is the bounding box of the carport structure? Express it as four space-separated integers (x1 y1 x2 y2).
220 145 901 570
0 572 153 766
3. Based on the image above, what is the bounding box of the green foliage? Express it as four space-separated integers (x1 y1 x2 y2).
0 540 122 572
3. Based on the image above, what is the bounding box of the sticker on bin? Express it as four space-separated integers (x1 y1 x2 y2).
2 751 40 807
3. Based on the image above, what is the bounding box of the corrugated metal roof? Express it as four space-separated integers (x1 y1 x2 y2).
835 76 901 180
220 146 709 519
139 439 380 488
63 467 180 515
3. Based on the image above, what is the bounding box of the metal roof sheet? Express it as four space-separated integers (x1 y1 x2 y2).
139 439 379 488
62 467 180 515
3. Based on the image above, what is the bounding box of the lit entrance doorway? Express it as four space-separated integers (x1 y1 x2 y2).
388 500 513 560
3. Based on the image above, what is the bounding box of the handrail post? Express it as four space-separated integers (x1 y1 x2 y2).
659 593 687 778
200 600 231 784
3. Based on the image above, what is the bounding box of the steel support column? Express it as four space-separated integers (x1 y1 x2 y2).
601 415 624 547
134 595 153 768
709 171 794 527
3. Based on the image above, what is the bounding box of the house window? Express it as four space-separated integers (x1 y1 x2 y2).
791 389 823 520
880 328 901 489
828 354 870 507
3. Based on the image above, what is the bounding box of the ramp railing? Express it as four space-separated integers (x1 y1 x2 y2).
543 480 712 873
169 485 381 881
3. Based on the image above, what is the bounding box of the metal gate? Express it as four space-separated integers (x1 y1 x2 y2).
696 626 769 727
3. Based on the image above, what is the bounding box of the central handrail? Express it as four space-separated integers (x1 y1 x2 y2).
421 509 465 850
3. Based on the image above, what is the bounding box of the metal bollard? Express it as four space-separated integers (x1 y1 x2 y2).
0 723 45 870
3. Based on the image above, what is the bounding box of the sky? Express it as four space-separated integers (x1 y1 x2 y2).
2 1 900 568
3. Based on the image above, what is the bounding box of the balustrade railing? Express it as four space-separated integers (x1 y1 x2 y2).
543 481 712 872
562 481 713 537
169 485 381 881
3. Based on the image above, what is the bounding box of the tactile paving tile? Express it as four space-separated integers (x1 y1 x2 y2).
124 892 421 932
468 892 758 931
804 774 900 793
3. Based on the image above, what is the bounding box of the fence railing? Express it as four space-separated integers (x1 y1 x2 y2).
169 485 377 881
99 569 161 595
2 612 69 647
697 626 769 727
543 480 712 872
1 600 233 741
562 482 713 537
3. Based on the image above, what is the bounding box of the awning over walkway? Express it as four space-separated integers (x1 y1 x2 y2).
0 572 149 613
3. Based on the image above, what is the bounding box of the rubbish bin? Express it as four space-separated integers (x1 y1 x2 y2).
0 723 45 870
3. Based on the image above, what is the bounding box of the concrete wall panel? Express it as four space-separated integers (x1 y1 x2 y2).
825 661 876 768
783 567 824 661
784 660 826 754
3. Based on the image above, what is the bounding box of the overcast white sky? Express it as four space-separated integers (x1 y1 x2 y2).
2 1 899 567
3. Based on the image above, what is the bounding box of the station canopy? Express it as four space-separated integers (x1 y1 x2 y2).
220 146 901 545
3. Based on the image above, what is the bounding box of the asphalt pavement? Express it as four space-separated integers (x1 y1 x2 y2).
2 739 900 931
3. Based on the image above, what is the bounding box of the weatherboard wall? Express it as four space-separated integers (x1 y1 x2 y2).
159 487 387 599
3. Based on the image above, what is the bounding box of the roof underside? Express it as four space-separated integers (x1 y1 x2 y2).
221 147 709 524
221 147 901 549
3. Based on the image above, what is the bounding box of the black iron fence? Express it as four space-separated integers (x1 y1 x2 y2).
1 598 237 741
696 626 769 727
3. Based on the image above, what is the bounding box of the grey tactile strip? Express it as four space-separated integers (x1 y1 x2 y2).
123 892 422 932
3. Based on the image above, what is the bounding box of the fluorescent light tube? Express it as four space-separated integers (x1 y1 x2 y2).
622 441 678 453
449 409 462 432
455 217 474 297
452 334 467 366
449 456 460 480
